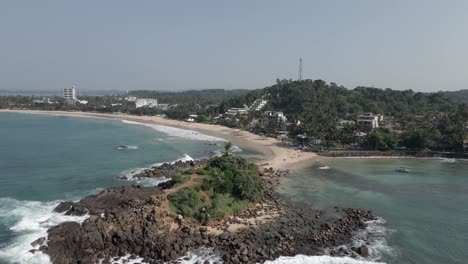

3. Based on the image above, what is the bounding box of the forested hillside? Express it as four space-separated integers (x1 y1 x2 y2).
128 89 251 105
442 89 468 105
223 79 458 117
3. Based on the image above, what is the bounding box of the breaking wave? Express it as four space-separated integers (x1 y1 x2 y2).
98 254 146 264
101 247 221 264
350 217 396 261
0 198 89 264
323 216 395 264
265 255 385 264
210 145 243 158
175 247 222 263
440 158 457 163
121 120 225 142
119 154 194 186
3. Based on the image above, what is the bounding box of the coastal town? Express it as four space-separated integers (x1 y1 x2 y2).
3 2 468 264
2 81 467 156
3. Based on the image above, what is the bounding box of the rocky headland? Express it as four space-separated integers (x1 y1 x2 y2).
30 161 376 264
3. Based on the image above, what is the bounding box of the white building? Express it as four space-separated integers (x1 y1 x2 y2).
263 111 288 130
135 98 158 108
357 113 380 129
63 86 77 101
265 111 287 123
249 98 268 111
124 96 137 102
33 97 53 104
225 107 249 116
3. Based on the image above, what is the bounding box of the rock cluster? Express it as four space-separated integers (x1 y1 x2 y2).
32 163 377 264
119 160 206 180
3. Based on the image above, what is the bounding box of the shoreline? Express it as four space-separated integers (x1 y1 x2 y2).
0 109 319 171
0 109 383 263
2 110 465 164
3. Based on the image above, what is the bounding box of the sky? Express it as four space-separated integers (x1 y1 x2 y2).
1 1 468 92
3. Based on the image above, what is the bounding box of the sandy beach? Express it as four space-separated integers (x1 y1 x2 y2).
0 109 318 171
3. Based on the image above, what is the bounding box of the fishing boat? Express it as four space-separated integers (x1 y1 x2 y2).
319 166 331 170
396 167 410 173
115 145 129 150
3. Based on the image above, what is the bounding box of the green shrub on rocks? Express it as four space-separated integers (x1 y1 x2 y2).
206 155 263 202
171 171 191 187
168 187 208 219
209 193 247 218
168 153 263 222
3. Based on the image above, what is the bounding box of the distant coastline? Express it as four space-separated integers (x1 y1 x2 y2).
0 109 319 171
2 109 466 165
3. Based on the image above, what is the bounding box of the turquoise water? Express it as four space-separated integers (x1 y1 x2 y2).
0 113 225 202
2 113 466 264
0 113 237 263
279 158 468 264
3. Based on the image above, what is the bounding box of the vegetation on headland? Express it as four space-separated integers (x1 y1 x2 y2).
168 187 208 220
167 143 262 222
1 80 467 152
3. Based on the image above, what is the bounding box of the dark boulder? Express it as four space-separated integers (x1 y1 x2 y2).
356 245 369 257
31 237 46 247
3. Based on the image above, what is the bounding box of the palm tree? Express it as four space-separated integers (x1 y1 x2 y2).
222 141 233 156
210 168 225 192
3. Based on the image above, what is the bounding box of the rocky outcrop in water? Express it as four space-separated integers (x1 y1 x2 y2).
119 160 207 180
35 166 376 264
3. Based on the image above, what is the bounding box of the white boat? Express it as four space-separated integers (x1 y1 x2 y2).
115 145 129 150
319 166 330 170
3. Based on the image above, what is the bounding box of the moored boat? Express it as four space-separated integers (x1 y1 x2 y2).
396 167 410 173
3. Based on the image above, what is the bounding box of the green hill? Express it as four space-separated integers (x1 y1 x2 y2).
223 79 461 117
442 90 468 105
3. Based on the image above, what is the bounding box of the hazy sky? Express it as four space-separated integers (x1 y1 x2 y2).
1 1 467 92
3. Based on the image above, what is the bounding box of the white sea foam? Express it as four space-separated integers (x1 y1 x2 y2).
0 198 89 264
120 154 194 186
230 145 243 153
210 145 243 157
324 216 396 263
440 158 457 163
121 120 225 142
132 176 171 187
174 247 222 263
265 255 385 264
98 254 147 264
102 247 221 264
350 217 396 261
172 242 388 264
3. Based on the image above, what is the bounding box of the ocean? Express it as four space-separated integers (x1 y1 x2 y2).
0 113 466 264
279 157 468 264
0 113 230 263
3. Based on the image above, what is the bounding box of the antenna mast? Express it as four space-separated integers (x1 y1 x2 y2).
298 58 303 81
